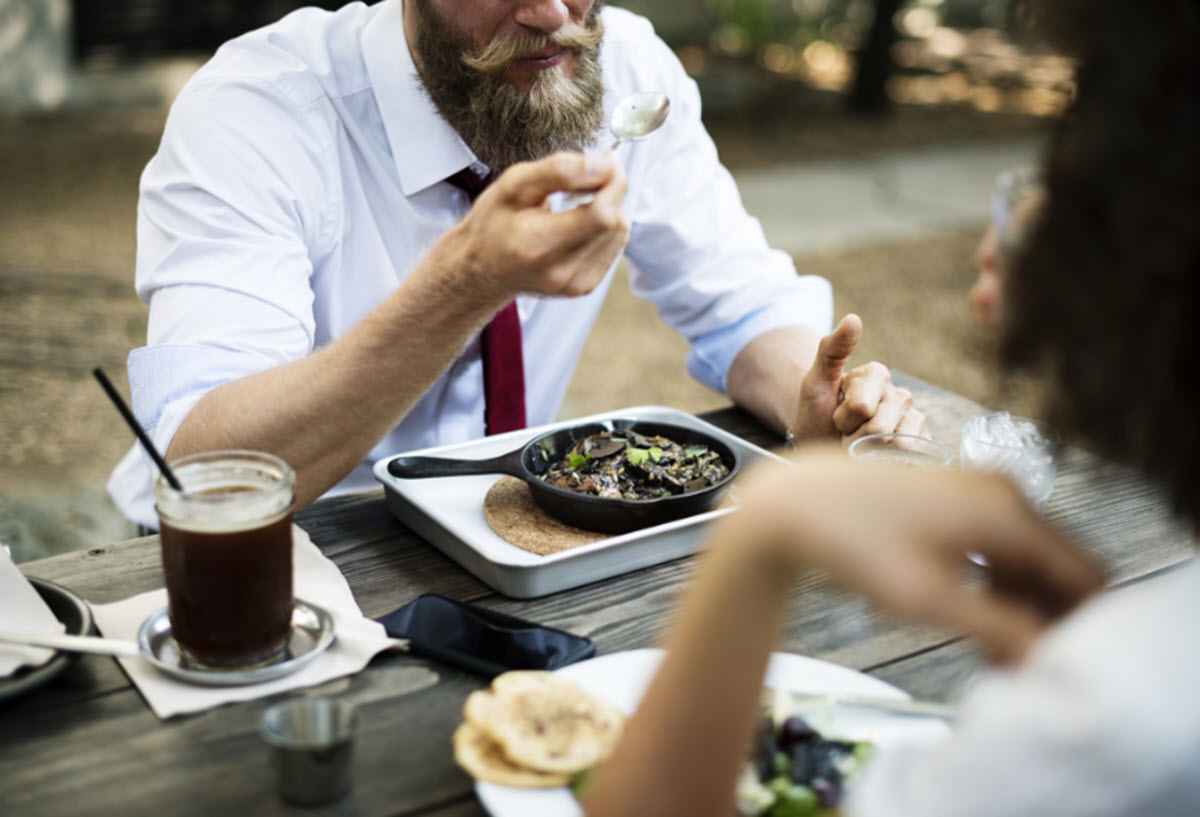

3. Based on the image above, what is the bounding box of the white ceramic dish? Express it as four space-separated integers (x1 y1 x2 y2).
374 406 782 598
477 648 953 817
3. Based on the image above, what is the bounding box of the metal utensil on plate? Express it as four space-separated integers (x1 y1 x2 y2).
788 691 957 720
0 629 140 657
0 600 409 687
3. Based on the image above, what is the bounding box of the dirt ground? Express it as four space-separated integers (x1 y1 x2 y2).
0 103 1042 561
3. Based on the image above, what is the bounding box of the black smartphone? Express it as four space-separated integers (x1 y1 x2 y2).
378 594 596 679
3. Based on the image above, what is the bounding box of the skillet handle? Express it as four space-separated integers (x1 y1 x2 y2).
387 449 525 480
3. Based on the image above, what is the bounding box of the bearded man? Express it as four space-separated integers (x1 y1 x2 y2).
109 0 925 527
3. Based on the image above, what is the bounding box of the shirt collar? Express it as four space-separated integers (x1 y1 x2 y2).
362 0 478 196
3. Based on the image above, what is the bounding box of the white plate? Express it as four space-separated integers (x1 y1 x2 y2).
476 648 952 816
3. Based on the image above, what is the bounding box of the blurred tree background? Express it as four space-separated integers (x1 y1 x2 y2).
66 0 1068 119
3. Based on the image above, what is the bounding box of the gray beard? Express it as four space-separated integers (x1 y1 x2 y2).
411 2 606 172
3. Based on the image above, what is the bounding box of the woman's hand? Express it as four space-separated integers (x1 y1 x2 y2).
732 448 1105 664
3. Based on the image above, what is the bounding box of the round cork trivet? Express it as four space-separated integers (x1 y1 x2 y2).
483 477 608 556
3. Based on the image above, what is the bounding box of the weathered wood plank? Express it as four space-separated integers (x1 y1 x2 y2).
416 799 488 817
0 659 474 817
868 558 1194 703
867 639 980 704
22 535 166 604
480 558 943 673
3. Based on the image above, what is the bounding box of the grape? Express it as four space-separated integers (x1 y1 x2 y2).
753 718 776 782
811 776 843 808
810 741 849 782
789 741 814 784
777 716 818 748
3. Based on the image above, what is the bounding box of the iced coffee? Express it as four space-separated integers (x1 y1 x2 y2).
155 451 295 669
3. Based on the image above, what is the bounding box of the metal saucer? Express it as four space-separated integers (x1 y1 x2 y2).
137 599 336 687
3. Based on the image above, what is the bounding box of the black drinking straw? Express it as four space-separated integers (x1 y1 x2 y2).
92 367 184 491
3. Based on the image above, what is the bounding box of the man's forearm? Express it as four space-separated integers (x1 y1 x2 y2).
166 227 508 507
725 325 822 437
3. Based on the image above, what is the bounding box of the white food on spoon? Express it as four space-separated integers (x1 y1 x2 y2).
553 92 671 211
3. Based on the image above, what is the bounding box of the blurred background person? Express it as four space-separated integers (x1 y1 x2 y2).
971 167 1041 328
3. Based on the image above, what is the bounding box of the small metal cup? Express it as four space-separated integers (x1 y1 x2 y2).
261 697 356 806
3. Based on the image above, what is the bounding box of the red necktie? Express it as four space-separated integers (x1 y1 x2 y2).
446 167 527 435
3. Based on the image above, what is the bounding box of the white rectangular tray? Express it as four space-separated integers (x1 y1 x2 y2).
373 405 783 598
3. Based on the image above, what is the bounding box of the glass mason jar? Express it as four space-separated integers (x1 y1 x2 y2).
154 450 296 669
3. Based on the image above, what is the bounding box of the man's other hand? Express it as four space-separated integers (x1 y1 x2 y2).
448 151 630 302
792 314 928 443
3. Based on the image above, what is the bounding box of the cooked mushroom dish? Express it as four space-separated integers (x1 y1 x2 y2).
541 430 730 501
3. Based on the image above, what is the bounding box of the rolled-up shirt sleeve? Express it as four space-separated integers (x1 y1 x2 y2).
108 74 335 526
621 21 833 393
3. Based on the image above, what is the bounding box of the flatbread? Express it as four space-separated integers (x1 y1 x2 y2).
489 670 565 697
463 674 624 775
452 722 570 788
483 477 607 556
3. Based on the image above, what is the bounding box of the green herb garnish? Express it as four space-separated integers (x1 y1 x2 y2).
570 768 593 798
625 447 650 467
566 452 591 470
648 446 664 463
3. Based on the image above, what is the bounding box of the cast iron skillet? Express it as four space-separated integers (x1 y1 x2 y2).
386 419 740 535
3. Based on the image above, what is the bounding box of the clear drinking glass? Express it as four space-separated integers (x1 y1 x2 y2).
847 433 955 468
850 433 996 566
154 450 296 669
959 413 1057 508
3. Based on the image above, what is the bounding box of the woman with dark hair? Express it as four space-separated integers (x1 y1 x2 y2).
582 1 1200 815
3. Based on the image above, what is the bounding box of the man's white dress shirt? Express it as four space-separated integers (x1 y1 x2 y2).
108 1 832 527
848 556 1200 817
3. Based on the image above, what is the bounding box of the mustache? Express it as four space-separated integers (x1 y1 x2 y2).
462 19 605 74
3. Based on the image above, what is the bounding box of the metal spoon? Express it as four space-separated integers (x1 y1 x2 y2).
0 629 141 657
557 91 671 209
606 91 671 150
0 627 409 663
786 691 957 721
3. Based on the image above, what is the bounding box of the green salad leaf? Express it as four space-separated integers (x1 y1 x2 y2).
767 778 820 817
625 447 650 467
570 768 593 799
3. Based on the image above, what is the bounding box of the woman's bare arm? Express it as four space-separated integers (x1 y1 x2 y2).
583 453 1103 817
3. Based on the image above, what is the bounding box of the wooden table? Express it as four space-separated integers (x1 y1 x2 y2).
2 375 1193 817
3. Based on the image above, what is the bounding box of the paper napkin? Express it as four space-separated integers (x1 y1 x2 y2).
92 527 395 719
0 544 67 677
